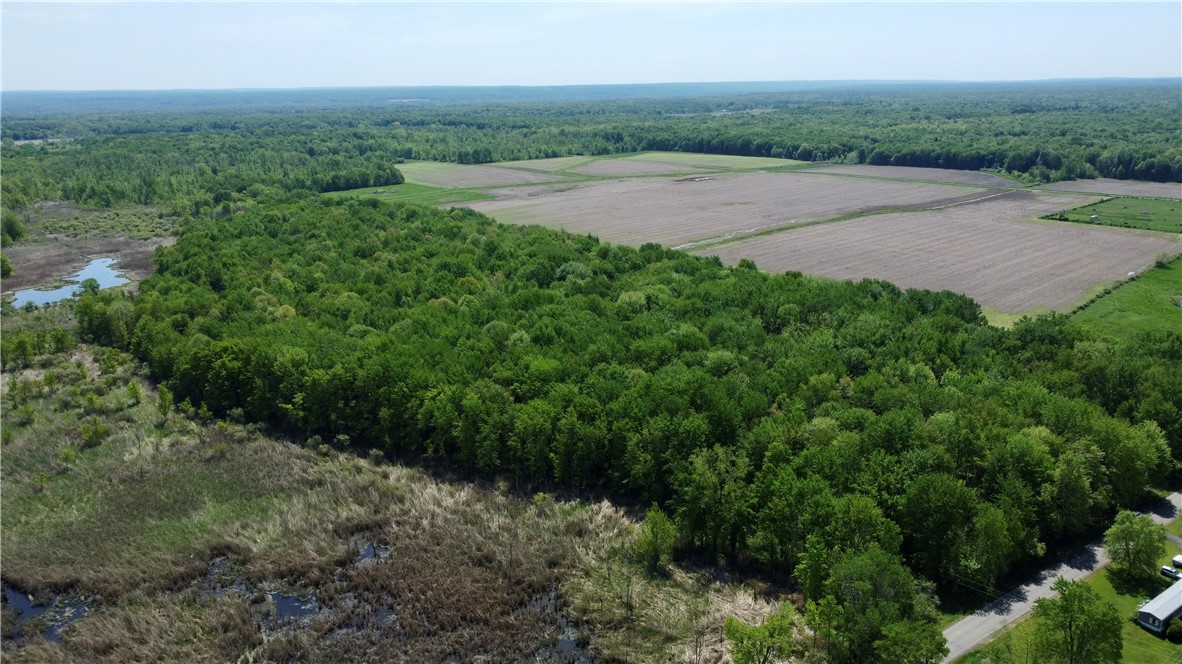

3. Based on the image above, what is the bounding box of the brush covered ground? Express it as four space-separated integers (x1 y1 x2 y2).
0 309 785 663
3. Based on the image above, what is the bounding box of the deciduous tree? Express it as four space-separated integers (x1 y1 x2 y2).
1033 577 1122 664
1103 510 1164 578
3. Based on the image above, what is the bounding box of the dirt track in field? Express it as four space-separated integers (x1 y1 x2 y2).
1039 178 1182 199
803 165 1018 187
469 172 988 247
703 191 1178 313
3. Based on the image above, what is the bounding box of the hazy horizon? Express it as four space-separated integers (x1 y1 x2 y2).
3 2 1180 92
4 76 1181 95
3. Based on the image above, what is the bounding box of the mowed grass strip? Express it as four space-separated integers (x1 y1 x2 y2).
1073 259 1182 339
1048 196 1182 234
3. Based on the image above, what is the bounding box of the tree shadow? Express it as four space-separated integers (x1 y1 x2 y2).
1107 566 1172 599
1147 498 1179 522
1060 543 1102 572
979 585 1030 616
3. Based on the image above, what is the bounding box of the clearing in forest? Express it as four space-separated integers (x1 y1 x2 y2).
466 172 989 248
1039 178 1182 199
703 191 1179 315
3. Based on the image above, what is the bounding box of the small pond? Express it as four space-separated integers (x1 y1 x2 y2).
8 257 129 309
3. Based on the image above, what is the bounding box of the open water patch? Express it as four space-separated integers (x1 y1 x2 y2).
9 257 129 308
2 585 90 643
519 587 596 664
265 590 319 628
356 542 391 566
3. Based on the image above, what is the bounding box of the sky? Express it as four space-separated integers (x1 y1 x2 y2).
2 2 1180 91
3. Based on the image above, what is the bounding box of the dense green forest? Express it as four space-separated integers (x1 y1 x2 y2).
2 81 1179 214
22 194 1176 662
3 80 1181 661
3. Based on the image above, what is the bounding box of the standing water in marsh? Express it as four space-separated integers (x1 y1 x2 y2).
1 586 90 643
8 257 128 309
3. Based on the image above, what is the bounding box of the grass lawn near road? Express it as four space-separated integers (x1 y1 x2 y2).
1073 258 1182 340
958 536 1182 663
1048 196 1182 234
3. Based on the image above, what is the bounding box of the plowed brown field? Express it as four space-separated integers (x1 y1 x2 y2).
704 191 1179 314
396 161 569 188
1040 179 1182 199
469 173 987 247
804 165 1017 187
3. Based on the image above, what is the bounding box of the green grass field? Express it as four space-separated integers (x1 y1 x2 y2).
1073 259 1182 340
1050 197 1182 234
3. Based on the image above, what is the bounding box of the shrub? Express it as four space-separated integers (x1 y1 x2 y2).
80 418 111 448
1168 619 1182 643
635 504 676 574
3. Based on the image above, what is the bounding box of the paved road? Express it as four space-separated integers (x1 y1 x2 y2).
942 492 1182 663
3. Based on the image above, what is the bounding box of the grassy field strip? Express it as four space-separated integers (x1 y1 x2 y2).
790 168 1033 192
675 189 1012 253
1042 196 1182 234
1072 258 1182 339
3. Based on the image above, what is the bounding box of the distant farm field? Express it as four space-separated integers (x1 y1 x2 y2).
1040 178 1182 199
394 161 569 188
1073 259 1182 339
466 172 989 247
493 156 596 172
623 152 805 170
336 154 1180 319
803 164 1018 187
541 152 803 176
703 191 1179 314
1049 196 1182 233
571 158 694 176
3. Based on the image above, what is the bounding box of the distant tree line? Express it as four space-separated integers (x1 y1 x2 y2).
2 81 1179 214
55 196 1181 662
